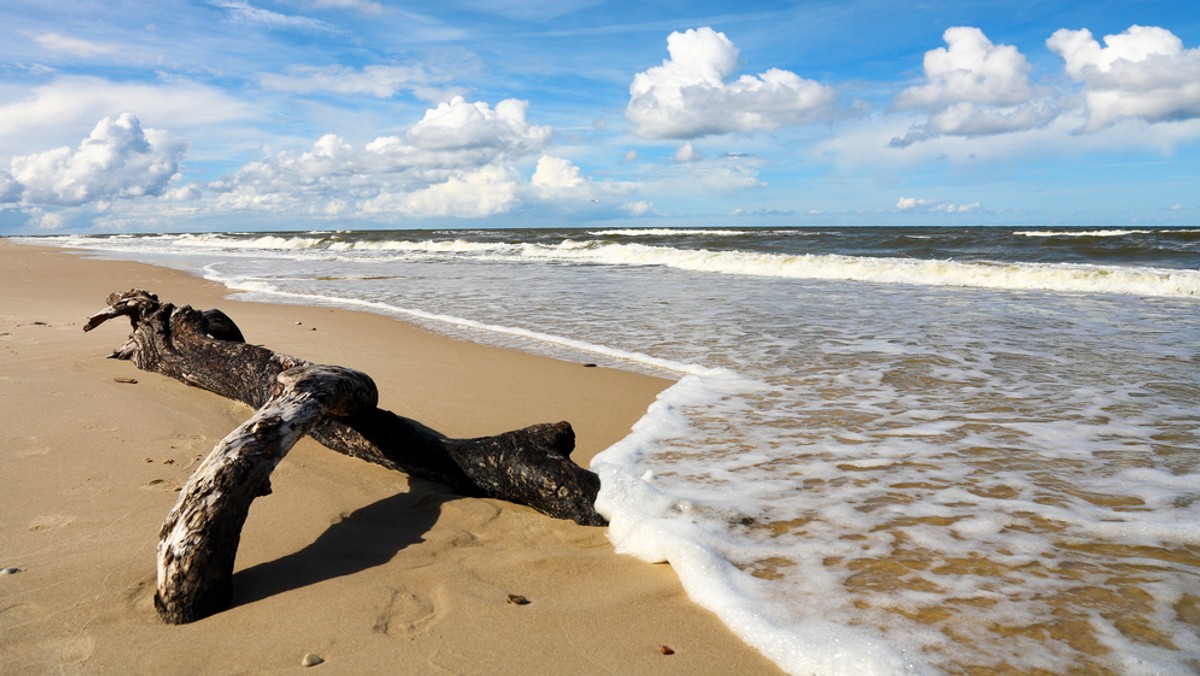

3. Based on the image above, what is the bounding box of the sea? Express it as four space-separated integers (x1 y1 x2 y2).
21 226 1200 674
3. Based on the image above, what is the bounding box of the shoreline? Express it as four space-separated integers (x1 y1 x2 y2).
0 240 783 674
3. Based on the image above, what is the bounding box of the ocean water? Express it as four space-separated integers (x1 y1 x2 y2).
23 226 1200 674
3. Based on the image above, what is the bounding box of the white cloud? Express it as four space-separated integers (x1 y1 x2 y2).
209 96 551 209
305 0 382 14
0 76 252 159
645 151 764 199
673 141 703 162
212 1 336 33
624 200 653 216
30 32 121 58
822 105 1200 173
627 27 834 139
362 165 518 217
1047 25 1200 131
208 96 552 220
531 155 584 198
898 27 1034 108
892 27 1057 145
7 114 186 206
528 155 641 210
259 64 456 100
452 0 604 21
163 184 202 201
20 207 69 230
896 196 980 213
363 98 550 179
403 97 550 153
389 98 548 168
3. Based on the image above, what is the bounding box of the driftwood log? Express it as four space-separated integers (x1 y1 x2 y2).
84 289 604 624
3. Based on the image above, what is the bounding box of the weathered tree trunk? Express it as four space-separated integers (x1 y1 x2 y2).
155 364 377 624
85 289 606 624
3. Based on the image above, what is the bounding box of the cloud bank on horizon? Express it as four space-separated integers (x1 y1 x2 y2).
0 1 1197 233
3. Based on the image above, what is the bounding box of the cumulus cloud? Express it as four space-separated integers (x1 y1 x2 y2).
626 27 834 139
531 155 584 197
362 165 518 217
1047 25 1200 131
6 114 186 206
208 96 551 219
403 97 550 152
0 76 251 159
892 27 1058 146
896 196 980 213
529 155 640 210
898 27 1034 108
354 97 550 176
673 141 703 162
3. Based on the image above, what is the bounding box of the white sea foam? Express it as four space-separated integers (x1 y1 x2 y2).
174 232 327 249
588 228 747 237
593 375 928 674
203 270 724 379
1014 229 1154 237
593 463 926 675
335 238 507 253
27 233 1200 298
515 241 1200 298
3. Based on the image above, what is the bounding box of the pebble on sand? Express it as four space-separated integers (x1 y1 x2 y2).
506 593 530 605
1 567 21 575
301 653 324 667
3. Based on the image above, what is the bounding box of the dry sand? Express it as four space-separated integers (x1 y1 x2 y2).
0 240 782 674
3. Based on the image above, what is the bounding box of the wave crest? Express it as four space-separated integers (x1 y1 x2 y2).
525 241 1199 298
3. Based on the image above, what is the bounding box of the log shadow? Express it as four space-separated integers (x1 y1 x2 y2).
231 480 452 608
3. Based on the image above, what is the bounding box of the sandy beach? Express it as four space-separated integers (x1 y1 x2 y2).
0 240 782 674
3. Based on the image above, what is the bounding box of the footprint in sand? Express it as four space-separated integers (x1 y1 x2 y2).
28 514 75 531
372 587 441 637
140 478 182 492
12 436 51 458
41 634 95 667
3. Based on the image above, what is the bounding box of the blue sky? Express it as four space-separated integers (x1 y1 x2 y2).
1 0 1197 233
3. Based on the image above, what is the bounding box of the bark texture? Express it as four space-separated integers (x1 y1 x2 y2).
84 289 606 623
155 364 376 624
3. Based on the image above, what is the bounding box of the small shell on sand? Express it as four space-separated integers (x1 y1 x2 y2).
1 567 22 575
301 653 324 667
658 645 675 655
505 594 530 605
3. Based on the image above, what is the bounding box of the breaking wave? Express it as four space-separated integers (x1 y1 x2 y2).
29 232 1200 298
515 241 1199 298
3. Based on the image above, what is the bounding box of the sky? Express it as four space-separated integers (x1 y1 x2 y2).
1 0 1198 234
